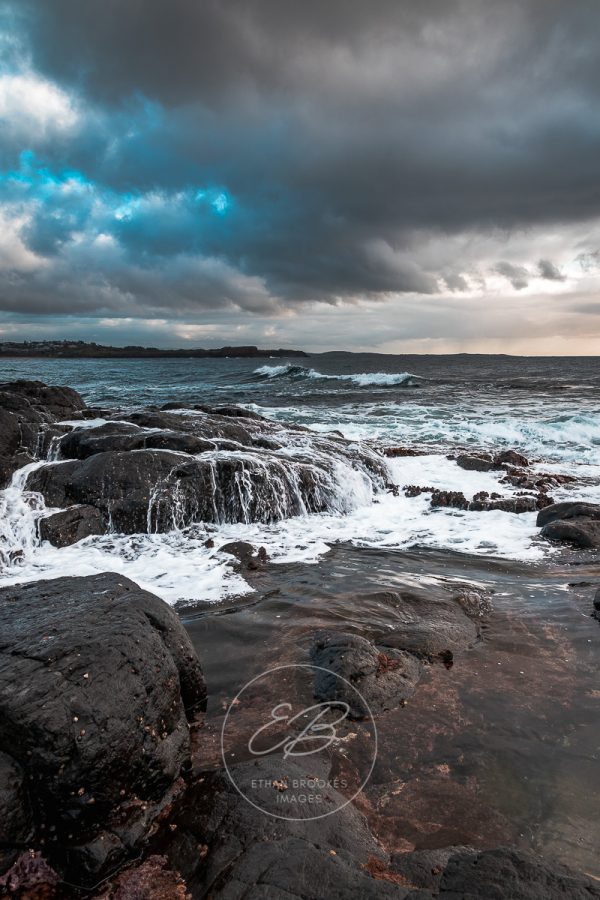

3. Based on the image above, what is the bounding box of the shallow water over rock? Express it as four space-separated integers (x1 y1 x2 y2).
184 542 600 878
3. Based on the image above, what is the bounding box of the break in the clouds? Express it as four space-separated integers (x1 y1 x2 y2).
0 0 599 352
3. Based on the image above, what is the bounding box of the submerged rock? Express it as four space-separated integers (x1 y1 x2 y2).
111 757 600 900
363 589 486 656
310 632 422 718
0 573 206 885
537 501 600 549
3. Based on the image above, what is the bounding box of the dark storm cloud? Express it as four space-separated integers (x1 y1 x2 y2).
1 0 600 333
537 258 566 282
494 262 530 291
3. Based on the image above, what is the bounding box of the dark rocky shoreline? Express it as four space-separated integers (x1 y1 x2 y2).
1 380 599 898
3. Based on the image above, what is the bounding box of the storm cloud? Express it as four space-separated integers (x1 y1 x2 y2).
0 0 599 350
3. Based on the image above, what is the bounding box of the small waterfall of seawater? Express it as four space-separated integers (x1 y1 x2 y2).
0 460 50 569
144 449 380 534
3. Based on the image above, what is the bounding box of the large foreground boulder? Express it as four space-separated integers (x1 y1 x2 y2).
537 501 600 549
152 757 402 900
0 573 206 885
112 757 600 900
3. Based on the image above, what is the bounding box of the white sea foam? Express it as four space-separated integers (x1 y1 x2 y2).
2 392 599 607
0 453 557 607
253 364 417 387
246 401 600 467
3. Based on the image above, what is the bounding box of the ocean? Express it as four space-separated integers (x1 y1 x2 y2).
1 352 600 874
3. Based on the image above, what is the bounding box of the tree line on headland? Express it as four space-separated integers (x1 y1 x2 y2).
0 340 308 358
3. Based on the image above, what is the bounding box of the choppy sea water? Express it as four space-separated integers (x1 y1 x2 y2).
0 353 599 604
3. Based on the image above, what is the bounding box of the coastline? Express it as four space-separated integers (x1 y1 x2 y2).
0 376 599 897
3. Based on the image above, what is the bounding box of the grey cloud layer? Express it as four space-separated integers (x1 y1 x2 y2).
1 0 600 336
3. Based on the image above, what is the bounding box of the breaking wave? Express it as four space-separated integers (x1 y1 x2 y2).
253 364 420 387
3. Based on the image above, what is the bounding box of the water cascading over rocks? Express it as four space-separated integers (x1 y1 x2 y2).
0 384 390 556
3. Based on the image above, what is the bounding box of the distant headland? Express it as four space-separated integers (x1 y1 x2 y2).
0 340 308 359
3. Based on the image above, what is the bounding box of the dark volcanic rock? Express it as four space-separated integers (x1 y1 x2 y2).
0 407 22 486
494 449 530 467
201 837 405 900
363 590 486 656
211 405 265 420
39 506 106 547
0 381 87 486
468 495 538 513
537 501 600 527
0 574 206 884
456 454 494 472
310 632 422 718
124 409 256 447
0 851 60 899
27 450 191 533
383 446 427 458
404 485 435 497
537 501 600 549
431 490 469 510
58 422 215 460
0 752 33 873
154 757 402 900
424 846 600 899
0 380 85 419
29 430 386 533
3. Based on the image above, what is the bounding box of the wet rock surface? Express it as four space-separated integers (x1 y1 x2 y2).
28 446 375 533
413 846 600 899
364 589 486 656
87 759 600 900
537 501 600 548
1 383 599 897
142 757 403 900
0 573 206 885
19 390 387 536
456 454 495 472
311 632 423 717
39 505 106 547
0 380 86 487
0 752 33 873
0 850 60 899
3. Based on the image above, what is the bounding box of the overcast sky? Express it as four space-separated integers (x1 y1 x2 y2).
0 0 599 353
